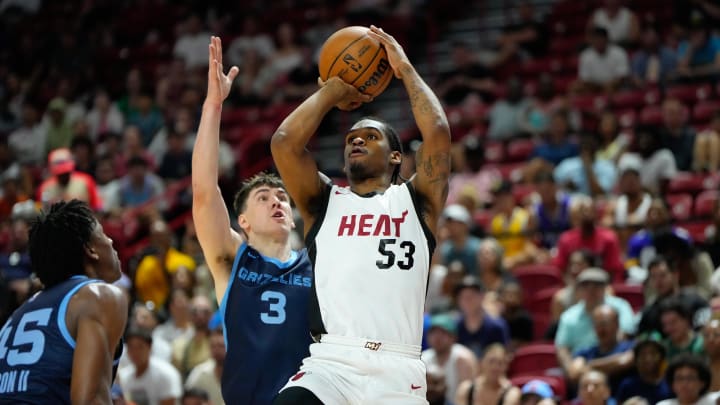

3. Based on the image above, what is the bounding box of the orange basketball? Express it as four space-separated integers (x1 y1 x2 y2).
318 26 393 98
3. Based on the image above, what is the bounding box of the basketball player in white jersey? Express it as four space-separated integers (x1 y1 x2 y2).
271 25 451 404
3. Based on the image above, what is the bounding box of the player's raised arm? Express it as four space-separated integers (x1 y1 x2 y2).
270 77 371 232
368 26 451 235
70 283 128 405
192 36 243 300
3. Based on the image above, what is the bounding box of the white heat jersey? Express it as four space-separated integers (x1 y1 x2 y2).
306 182 435 347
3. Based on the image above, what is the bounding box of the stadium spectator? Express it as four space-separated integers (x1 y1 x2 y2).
126 90 164 146
555 268 635 368
530 109 579 166
94 156 121 213
652 230 714 299
575 27 630 94
118 156 164 208
616 333 672 404
489 180 537 269
520 74 573 137
551 250 597 324
554 133 617 197
552 197 625 282
637 256 708 336
455 275 510 357
171 295 212 379
86 89 124 141
118 303 172 369
530 169 572 249
454 344 521 405
498 281 534 348
118 327 183 405
265 22 302 85
134 220 196 309
658 98 696 172
8 101 45 165
422 313 478 405
226 14 276 67
43 97 74 152
588 0 639 45
566 305 634 391
158 129 192 181
631 25 678 86
440 204 482 276
229 47 275 106
70 135 96 176
426 364 450 405
0 173 29 222
487 77 530 140
619 127 677 196
477 238 517 295
659 298 705 360
446 135 501 209
37 147 103 210
493 1 548 66
435 41 495 106
153 288 194 344
283 44 319 102
675 21 720 79
572 370 615 405
518 380 556 405
184 328 224 405
181 388 210 405
703 198 720 267
693 110 720 172
596 110 630 164
703 317 720 391
658 354 719 404
173 14 212 70
602 159 652 246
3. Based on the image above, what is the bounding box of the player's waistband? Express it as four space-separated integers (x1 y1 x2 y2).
319 334 421 358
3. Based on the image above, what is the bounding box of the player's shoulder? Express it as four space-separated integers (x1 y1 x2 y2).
72 282 127 314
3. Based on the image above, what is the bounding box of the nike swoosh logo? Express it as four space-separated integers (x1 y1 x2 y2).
411 384 422 390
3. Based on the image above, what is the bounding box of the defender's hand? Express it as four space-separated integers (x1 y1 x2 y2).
206 36 239 105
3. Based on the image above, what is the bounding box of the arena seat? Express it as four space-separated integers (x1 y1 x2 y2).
508 343 558 377
666 193 693 221
695 190 720 218
611 283 644 312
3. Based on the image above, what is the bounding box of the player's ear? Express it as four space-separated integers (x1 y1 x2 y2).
389 151 402 165
237 214 250 233
83 243 100 261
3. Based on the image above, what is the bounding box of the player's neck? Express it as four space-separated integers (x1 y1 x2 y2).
247 235 293 261
349 176 392 196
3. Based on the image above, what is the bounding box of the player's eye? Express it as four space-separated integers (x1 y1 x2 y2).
367 134 377 140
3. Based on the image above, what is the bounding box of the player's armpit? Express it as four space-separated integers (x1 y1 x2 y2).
70 284 128 405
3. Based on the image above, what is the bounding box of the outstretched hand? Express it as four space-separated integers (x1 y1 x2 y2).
368 25 411 79
206 36 239 105
318 76 373 111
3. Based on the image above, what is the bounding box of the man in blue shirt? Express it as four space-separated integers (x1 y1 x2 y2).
677 21 720 77
455 276 510 357
568 305 635 394
556 268 636 381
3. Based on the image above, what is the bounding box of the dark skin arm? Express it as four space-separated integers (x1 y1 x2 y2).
369 26 451 236
68 283 128 405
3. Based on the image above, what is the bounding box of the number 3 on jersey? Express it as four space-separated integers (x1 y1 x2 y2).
260 291 286 325
376 238 416 270
0 308 52 366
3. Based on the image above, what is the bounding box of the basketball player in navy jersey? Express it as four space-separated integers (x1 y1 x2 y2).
271 25 451 404
0 199 127 404
192 37 313 404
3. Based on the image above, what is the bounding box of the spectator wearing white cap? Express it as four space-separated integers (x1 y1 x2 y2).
440 204 482 276
36 148 103 211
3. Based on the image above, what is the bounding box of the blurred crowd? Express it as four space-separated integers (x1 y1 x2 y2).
1 0 720 404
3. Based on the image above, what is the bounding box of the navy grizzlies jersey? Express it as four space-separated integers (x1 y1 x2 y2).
220 243 312 404
0 275 121 404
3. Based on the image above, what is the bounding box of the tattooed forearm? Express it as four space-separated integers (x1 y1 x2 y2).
401 65 446 121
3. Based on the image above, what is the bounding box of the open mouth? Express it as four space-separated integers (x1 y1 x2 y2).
272 211 285 219
349 147 366 157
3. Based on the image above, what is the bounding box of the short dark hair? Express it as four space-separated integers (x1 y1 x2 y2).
648 255 675 272
127 156 148 168
28 200 96 288
183 388 209 401
659 296 693 323
125 326 153 345
666 354 711 395
233 172 287 215
591 26 609 38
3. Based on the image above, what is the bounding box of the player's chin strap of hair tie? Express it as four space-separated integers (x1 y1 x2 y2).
350 119 386 133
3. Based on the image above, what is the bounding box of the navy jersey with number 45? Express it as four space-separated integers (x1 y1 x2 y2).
0 275 121 404
220 243 312 404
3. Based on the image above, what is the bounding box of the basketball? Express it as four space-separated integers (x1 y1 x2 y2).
318 26 393 98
